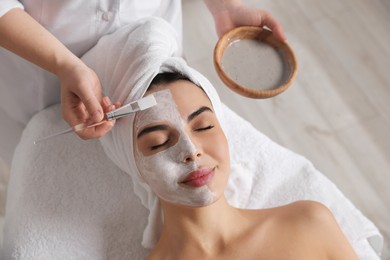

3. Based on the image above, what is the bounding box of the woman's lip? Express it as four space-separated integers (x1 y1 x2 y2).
180 167 215 188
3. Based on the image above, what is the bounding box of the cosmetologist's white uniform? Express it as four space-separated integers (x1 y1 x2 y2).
0 0 182 164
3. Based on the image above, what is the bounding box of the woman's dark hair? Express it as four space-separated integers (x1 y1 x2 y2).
149 72 191 89
148 72 207 97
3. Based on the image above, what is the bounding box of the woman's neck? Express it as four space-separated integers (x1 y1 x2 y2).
157 196 247 256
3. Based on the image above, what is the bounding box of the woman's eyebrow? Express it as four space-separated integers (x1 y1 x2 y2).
137 125 169 139
187 106 213 122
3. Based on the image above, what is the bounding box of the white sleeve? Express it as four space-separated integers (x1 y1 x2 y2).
0 0 24 17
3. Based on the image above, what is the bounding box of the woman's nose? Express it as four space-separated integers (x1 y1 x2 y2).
180 134 202 163
182 150 202 164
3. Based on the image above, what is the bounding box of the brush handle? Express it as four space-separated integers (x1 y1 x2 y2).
34 120 107 144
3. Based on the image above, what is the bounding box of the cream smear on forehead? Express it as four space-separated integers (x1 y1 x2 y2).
134 89 215 207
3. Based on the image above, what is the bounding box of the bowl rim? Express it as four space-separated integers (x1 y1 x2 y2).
214 26 298 99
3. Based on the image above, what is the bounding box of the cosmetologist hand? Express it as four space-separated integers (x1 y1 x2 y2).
58 61 117 139
205 0 286 41
0 9 118 140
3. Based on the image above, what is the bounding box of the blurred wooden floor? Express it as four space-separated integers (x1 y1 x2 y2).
183 0 390 257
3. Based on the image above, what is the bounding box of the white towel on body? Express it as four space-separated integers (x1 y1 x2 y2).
1 17 383 259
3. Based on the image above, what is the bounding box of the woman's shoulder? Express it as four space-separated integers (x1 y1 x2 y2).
238 200 335 245
243 200 334 226
259 200 339 238
275 200 334 224
245 200 357 259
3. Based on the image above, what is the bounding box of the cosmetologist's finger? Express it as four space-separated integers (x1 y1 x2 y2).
76 85 104 123
260 11 287 41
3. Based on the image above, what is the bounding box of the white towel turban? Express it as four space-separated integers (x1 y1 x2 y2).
82 17 225 248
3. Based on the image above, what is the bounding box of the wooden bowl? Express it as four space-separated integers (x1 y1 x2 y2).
214 26 298 99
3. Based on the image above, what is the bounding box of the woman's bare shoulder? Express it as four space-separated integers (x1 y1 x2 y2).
248 200 358 259
243 200 333 226
256 200 344 242
275 200 333 223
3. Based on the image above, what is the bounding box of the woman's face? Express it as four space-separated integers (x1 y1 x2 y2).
133 80 230 207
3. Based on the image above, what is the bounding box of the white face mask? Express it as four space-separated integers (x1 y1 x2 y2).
133 90 215 206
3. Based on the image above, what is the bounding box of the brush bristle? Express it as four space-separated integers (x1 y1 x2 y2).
137 95 157 110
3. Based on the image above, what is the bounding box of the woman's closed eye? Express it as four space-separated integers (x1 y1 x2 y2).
150 139 170 150
149 124 213 150
192 115 216 133
147 131 179 153
195 125 214 132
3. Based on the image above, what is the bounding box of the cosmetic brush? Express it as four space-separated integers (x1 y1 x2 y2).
34 94 156 144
